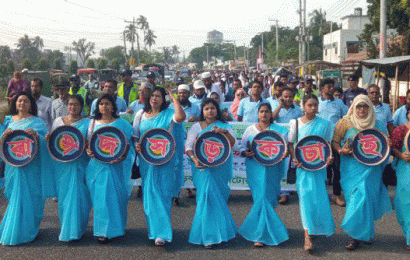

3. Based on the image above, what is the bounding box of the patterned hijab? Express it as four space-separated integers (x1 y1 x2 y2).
343 94 376 131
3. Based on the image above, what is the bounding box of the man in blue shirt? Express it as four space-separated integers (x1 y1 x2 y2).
342 75 367 107
90 79 127 116
237 80 267 122
189 80 207 107
318 78 348 207
127 82 154 114
393 89 410 127
171 84 200 122
271 87 303 123
368 84 394 136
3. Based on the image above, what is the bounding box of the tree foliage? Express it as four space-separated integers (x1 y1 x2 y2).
72 38 95 66
86 59 95 68
36 58 48 71
100 46 125 65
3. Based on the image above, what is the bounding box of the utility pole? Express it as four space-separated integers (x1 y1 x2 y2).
298 0 307 64
269 19 280 64
380 0 387 58
124 17 140 65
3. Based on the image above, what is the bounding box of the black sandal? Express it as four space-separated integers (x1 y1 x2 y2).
345 239 359 251
97 237 111 244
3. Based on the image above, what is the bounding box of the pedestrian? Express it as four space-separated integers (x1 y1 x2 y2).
332 94 392 250
30 78 53 132
342 75 367 107
0 92 52 245
134 87 186 246
391 110 410 250
185 98 237 249
237 81 267 122
86 94 135 244
49 95 91 242
289 94 336 252
239 103 289 247
393 89 410 127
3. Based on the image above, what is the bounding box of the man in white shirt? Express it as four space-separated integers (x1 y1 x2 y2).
201 72 224 102
52 81 70 121
31 78 52 132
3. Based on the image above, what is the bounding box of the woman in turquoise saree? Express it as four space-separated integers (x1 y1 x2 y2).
86 94 135 244
290 94 335 252
0 92 51 245
134 87 186 246
185 98 237 249
239 103 289 247
332 94 392 251
50 95 91 242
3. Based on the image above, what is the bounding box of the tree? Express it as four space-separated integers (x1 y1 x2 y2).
22 58 32 70
16 34 32 52
7 60 14 74
124 23 140 62
45 50 65 69
70 60 78 75
360 0 410 58
144 29 157 52
53 58 63 70
86 59 95 68
100 46 126 65
16 35 41 64
0 46 12 64
32 36 44 50
137 15 149 49
72 38 95 66
97 58 108 69
36 58 48 71
110 58 120 72
171 45 180 63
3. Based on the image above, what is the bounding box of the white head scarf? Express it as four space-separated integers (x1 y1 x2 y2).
343 94 376 131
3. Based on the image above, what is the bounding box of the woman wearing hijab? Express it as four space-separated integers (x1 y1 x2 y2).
229 88 247 120
332 94 392 251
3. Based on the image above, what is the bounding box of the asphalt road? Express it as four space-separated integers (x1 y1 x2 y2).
0 186 408 260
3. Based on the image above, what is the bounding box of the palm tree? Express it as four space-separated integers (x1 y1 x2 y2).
32 36 44 50
124 23 140 64
137 15 149 49
162 47 172 65
171 45 180 63
144 29 157 52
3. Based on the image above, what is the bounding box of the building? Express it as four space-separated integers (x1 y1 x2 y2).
323 8 370 64
207 30 223 44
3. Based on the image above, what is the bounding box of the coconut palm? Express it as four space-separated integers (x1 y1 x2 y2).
144 29 157 52
16 34 32 52
137 15 149 49
171 45 180 63
32 36 44 50
124 23 140 63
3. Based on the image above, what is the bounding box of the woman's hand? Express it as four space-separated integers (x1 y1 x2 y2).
339 141 353 156
166 89 176 103
135 143 142 154
401 152 410 162
2 128 12 139
292 158 302 168
213 126 228 135
280 150 290 162
193 157 205 170
110 145 129 164
326 156 334 166
45 134 49 142
243 150 254 158
25 128 39 140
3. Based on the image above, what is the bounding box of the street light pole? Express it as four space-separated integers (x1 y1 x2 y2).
380 0 387 58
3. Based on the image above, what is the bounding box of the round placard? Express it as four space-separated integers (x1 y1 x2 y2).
89 126 128 163
1 130 38 167
139 128 176 165
295 135 332 171
194 131 231 167
251 130 287 166
352 128 390 166
47 125 85 162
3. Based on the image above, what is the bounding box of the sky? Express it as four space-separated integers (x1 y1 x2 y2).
0 0 368 57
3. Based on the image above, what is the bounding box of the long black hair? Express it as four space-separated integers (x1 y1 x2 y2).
10 91 38 116
143 87 169 113
199 98 225 123
93 93 119 120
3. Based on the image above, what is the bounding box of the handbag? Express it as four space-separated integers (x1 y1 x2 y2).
287 119 298 184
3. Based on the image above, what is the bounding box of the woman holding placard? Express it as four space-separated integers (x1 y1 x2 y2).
185 98 237 249
390 110 410 250
239 102 289 247
332 94 392 251
86 93 135 244
0 92 51 245
134 87 185 246
289 94 335 252
49 94 91 242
